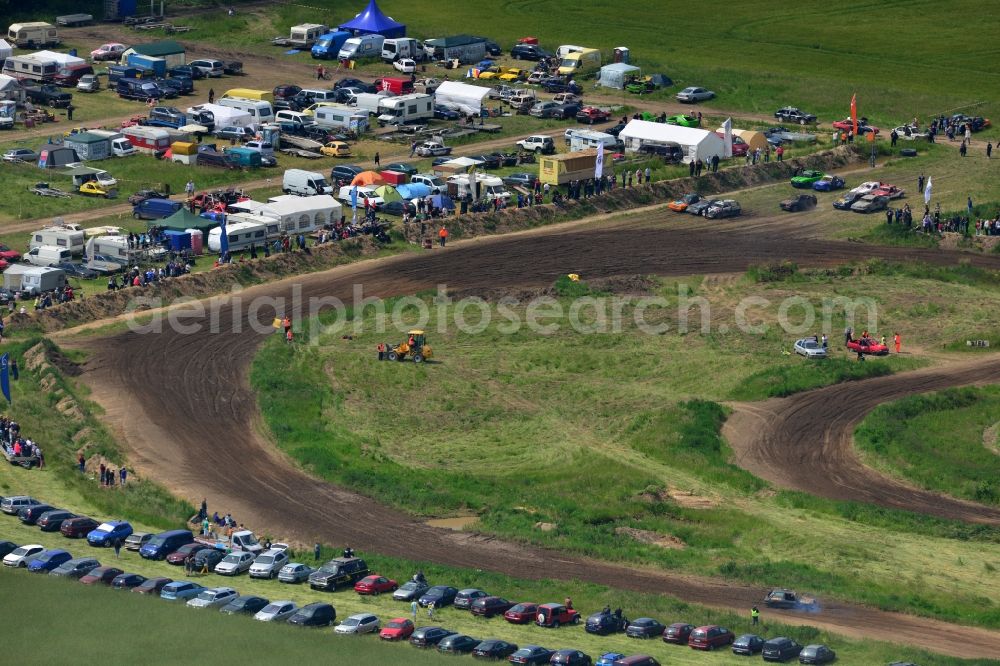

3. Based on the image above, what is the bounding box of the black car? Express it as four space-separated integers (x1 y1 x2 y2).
410 626 456 648
762 637 803 662
170 65 205 80
626 617 666 639
418 585 459 608
774 107 817 125
157 77 193 95
502 173 538 189
50 557 100 579
780 194 817 212
431 156 452 167
508 645 554 664
308 556 369 591
510 44 550 61
469 154 502 170
551 649 592 666
36 509 77 531
127 189 167 205
380 200 416 217
832 191 864 210
542 80 582 95
732 634 765 656
274 98 304 113
472 639 518 659
220 595 270 615
192 548 225 570
473 37 502 56
330 165 365 185
56 262 99 280
798 644 836 664
605 122 627 137
434 104 460 120
19 504 54 525
0 541 18 559
273 84 302 99
585 610 628 635
662 622 695 644
288 602 336 627
334 77 371 91
383 162 418 176
686 199 718 216
111 573 147 589
470 596 515 618
438 634 479 654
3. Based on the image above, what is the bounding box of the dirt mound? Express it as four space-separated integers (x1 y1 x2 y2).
616 526 686 549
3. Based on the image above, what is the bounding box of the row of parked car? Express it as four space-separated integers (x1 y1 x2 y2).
2 494 841 663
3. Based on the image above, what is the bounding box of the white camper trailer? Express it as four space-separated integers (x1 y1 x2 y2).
207 220 268 253
29 225 86 256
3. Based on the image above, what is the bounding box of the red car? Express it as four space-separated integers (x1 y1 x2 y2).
132 577 172 595
379 618 414 641
663 622 695 644
0 245 21 262
831 118 880 135
872 184 904 199
504 602 539 624
354 574 398 595
166 543 212 565
576 106 611 124
60 517 99 538
471 596 516 617
688 625 735 650
847 337 889 356
535 603 580 628
713 132 749 156
80 566 124 585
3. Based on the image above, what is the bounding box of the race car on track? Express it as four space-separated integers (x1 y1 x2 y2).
704 199 741 219
872 184 905 199
832 192 864 210
790 170 825 188
846 337 889 356
812 175 845 191
794 338 827 359
763 588 818 610
576 106 611 124
849 180 884 195
891 125 929 141
665 114 699 128
687 198 719 216
774 106 817 124
851 194 889 213
668 193 700 212
832 117 880 134
780 194 817 212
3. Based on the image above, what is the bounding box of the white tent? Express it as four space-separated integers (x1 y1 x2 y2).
0 74 24 102
619 120 724 163
434 81 491 117
0 39 13 61
599 62 640 89
32 50 85 66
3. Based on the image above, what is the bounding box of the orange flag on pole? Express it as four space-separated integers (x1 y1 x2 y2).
850 93 858 136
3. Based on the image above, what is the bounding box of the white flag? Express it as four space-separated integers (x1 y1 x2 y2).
595 142 604 179
924 176 932 204
722 117 733 159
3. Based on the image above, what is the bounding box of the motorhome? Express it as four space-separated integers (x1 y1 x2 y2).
86 130 138 157
352 92 389 115
217 96 273 124
447 173 510 202
422 35 487 64
569 129 621 152
376 93 433 126
2 55 58 83
29 225 85 255
313 104 369 133
381 38 423 63
7 22 60 48
207 220 268 253
337 34 384 61
185 103 254 132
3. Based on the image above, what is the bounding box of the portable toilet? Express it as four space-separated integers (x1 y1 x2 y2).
162 229 191 251
614 47 630 64
185 228 204 255
259 123 280 146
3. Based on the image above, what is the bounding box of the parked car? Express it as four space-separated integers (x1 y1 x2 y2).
308 556 369 591
471 596 516 618
419 585 459 608
688 625 735 650
188 59 224 77
380 200 416 217
872 184 904 199
508 645 554 664
50 557 100 579
288 602 336 627
56 262 99 280
61 517 100 538
132 576 172 595
91 43 127 61
798 645 836 664
774 107 817 124
502 173 539 189
516 135 555 154
3 544 44 567
762 637 803 662
215 125 255 142
335 612 379 634
596 653 626 666
410 626 456 648
576 106 610 124
504 602 539 624
160 580 205 601
191 548 225 571
166 543 212 565
36 509 76 531
27 549 73 573
705 200 742 219
851 194 889 213
676 86 714 103
668 193 700 212
832 118 879 135
847 337 889 356
454 588 490 610
415 141 452 157
254 600 298 622
18 504 54 525
510 44 550 61
393 58 417 74
278 562 313 584
473 639 519 659
610 656 660 666
383 162 419 176
732 634 766 656
87 520 133 547
794 338 827 359
170 65 205 80
832 191 864 210
626 618 665 639
249 548 289 579
662 623 695 644
80 566 124 585
3 148 40 163
393 579 430 601
587 611 628 635
111 572 147 589
439 634 480 655
665 114 699 127
330 165 365 184
812 175 845 192
355 574 398 595
215 550 255 576
551 649 592 665
221 595 270 615
380 618 415 641
780 194 817 212
535 603 580 628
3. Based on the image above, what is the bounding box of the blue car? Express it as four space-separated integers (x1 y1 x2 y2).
596 653 626 666
160 580 205 601
812 175 845 192
87 520 134 547
27 549 73 573
434 105 460 120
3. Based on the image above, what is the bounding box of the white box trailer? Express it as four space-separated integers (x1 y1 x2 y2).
2 54 58 82
19 266 67 295
29 225 86 256
207 220 269 253
7 23 60 48
377 93 433 126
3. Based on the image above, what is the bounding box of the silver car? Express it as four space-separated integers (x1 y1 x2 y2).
187 587 238 609
214 551 254 576
254 600 298 622
676 86 715 103
2 149 39 164
794 338 827 359
278 562 313 584
334 613 380 635
3 544 44 567
249 548 289 579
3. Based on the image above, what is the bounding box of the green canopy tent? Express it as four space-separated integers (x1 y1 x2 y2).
155 207 216 236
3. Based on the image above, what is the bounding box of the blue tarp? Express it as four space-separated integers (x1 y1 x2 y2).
396 183 430 199
338 0 406 38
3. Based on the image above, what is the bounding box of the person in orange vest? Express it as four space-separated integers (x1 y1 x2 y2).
282 316 291 336
894 332 901 354
377 342 386 361
286 328 294 344
438 225 448 247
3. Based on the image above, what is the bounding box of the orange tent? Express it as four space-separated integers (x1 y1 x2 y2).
350 170 386 186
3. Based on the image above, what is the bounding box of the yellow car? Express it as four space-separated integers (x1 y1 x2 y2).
78 181 114 198
476 66 502 80
498 67 526 82
320 141 352 158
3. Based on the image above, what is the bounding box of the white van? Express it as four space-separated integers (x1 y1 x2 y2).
447 174 509 202
313 104 369 132
87 130 137 157
283 169 333 196
337 185 383 207
207 221 268 253
410 174 445 194
337 34 384 61
300 88 339 103
274 109 315 126
381 38 423 62
217 97 274 123
556 44 586 59
26 245 73 267
30 226 86 256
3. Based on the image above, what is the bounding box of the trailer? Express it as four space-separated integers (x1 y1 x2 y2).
29 183 72 198
538 149 598 186
272 23 328 49
56 14 94 27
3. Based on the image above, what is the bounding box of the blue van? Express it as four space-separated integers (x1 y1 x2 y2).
117 77 170 102
133 198 181 220
140 529 194 560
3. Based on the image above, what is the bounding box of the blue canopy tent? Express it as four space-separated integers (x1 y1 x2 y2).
338 0 406 38
396 183 431 199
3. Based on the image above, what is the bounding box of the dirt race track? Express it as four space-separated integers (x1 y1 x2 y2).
77 212 1000 658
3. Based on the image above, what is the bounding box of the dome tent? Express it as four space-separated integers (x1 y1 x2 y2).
338 0 406 39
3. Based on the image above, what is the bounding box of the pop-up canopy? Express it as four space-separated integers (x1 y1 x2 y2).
338 0 406 38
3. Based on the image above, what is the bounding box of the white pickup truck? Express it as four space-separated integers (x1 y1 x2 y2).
194 529 265 556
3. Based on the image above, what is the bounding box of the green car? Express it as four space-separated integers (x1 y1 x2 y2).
665 114 700 128
790 169 825 188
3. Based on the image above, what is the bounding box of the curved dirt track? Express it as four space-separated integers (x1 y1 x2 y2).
725 359 1000 524
79 214 1000 658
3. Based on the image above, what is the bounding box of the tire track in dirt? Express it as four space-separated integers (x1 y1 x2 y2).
74 212 1000 658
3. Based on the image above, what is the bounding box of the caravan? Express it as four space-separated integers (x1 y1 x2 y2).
569 129 621 152
29 225 86 256
376 93 433 126
217 97 273 124
207 220 268 253
313 104 369 133
2 55 58 82
7 22 60 48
